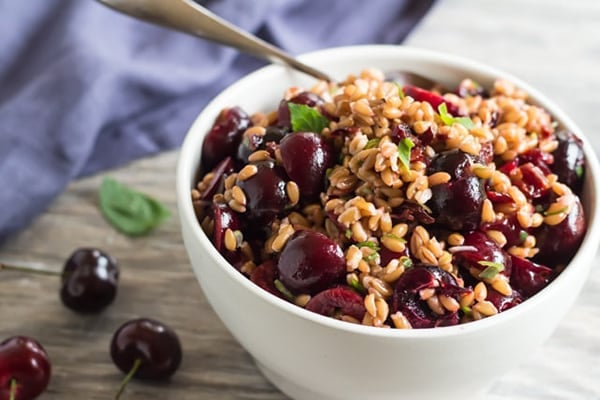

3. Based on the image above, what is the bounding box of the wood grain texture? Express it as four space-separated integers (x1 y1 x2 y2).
1 0 599 399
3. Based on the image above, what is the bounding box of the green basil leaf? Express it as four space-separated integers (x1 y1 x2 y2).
397 137 415 170
99 177 170 236
477 261 505 280
288 103 329 133
437 103 475 129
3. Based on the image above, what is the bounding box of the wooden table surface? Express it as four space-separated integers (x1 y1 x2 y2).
1 0 599 399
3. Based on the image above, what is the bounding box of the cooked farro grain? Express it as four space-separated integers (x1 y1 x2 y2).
194 68 587 329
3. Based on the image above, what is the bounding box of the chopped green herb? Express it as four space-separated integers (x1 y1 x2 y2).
397 137 415 170
349 276 366 293
383 233 406 242
544 206 569 216
274 279 294 301
535 204 545 213
519 230 528 243
288 103 329 133
99 177 170 236
363 252 379 262
461 304 472 316
400 256 413 269
365 138 381 149
437 103 475 129
356 241 380 251
477 261 505 280
575 165 584 179
345 229 352 239
393 82 405 99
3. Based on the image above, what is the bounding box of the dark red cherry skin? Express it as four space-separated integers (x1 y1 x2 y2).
551 131 585 193
453 231 512 277
305 286 366 321
0 336 51 400
236 161 288 222
110 318 182 381
279 132 334 199
201 107 251 170
277 230 345 295
277 92 325 129
486 287 523 312
236 126 287 165
250 260 283 299
481 216 523 247
60 248 119 313
428 149 474 180
534 196 586 265
509 255 553 298
391 264 465 329
429 176 485 231
199 157 234 201
211 203 244 268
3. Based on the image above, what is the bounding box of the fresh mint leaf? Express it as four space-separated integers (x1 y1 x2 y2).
288 103 329 133
99 177 170 236
437 103 475 129
477 261 504 280
397 137 415 170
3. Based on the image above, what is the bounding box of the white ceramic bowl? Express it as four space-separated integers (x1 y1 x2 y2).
176 45 600 400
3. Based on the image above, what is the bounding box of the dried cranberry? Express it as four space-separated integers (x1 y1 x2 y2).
201 107 251 170
305 286 366 320
277 230 345 295
403 84 462 116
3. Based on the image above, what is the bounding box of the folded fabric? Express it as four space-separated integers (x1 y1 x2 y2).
0 0 435 242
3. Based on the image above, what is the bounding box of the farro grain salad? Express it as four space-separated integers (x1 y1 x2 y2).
192 68 586 329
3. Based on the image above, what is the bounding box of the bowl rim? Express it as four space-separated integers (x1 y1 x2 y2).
177 44 600 339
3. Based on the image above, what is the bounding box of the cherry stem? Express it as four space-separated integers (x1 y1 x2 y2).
115 358 142 400
9 379 16 400
0 262 60 276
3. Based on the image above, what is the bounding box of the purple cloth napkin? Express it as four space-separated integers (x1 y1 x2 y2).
0 0 435 242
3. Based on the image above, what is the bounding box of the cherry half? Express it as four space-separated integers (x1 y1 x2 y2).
0 336 51 400
110 318 182 399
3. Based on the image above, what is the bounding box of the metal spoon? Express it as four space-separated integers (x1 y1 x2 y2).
96 0 333 81
96 0 436 87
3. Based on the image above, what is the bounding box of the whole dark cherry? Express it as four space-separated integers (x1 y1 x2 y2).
534 196 586 265
277 230 345 295
111 318 182 382
279 132 334 199
427 150 485 231
236 161 289 222
201 106 251 170
453 231 512 278
60 248 119 313
551 130 585 193
0 336 51 400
